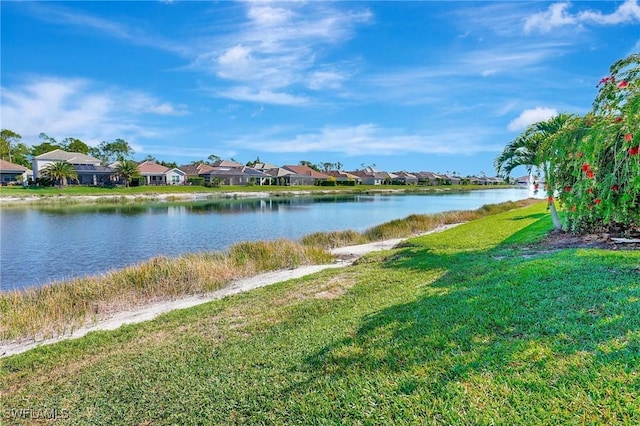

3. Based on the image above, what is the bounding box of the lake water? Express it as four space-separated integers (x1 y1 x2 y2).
0 188 531 291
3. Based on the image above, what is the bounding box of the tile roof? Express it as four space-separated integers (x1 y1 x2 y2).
178 163 215 175
0 159 28 172
252 162 279 170
138 161 169 174
202 166 268 177
212 160 244 168
326 170 361 180
34 149 101 164
282 165 330 179
265 167 294 177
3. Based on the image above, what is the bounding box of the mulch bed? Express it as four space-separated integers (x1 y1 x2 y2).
539 230 640 250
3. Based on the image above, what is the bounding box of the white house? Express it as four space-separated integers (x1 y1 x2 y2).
32 149 112 185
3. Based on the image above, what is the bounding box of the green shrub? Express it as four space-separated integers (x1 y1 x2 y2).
187 177 205 186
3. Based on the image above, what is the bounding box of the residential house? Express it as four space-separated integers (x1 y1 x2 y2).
282 165 330 185
350 167 393 185
32 149 113 185
178 163 215 179
486 176 504 185
202 166 269 186
414 171 442 186
137 161 186 185
265 167 310 186
325 170 362 185
0 159 30 184
392 171 418 185
444 174 461 185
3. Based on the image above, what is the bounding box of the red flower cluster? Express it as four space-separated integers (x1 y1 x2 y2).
625 133 633 142
565 186 572 192
599 76 615 85
595 198 602 205
630 146 640 156
582 163 594 178
548 196 554 203
612 184 619 192
618 80 629 89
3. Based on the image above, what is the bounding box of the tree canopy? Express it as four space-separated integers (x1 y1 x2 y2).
0 129 30 167
91 139 135 165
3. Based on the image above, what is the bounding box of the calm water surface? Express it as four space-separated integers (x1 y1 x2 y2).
1 188 530 290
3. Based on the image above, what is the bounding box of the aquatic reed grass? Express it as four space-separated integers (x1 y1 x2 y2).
300 229 367 249
0 240 332 342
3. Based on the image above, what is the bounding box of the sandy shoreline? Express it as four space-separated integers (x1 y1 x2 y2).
0 224 459 358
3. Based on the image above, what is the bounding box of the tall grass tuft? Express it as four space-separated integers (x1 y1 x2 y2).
300 230 367 249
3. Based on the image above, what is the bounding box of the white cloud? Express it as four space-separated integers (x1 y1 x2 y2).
307 70 347 90
579 0 640 25
0 76 187 145
462 42 569 73
524 3 576 34
525 0 640 33
28 3 189 55
507 107 558 131
247 5 293 26
217 86 309 105
194 2 372 104
233 124 504 156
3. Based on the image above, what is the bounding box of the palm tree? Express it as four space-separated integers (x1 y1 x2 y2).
42 161 78 187
495 113 575 230
114 160 141 188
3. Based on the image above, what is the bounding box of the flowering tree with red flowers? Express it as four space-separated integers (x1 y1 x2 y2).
496 54 639 236
552 54 639 235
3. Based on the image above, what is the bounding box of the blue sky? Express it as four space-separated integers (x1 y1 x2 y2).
2 1 639 176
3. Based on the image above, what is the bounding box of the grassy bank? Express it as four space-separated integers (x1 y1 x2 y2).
0 183 503 204
0 199 535 342
2 202 638 424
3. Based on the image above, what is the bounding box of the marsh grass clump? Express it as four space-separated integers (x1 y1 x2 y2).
0 240 332 342
300 230 367 249
228 240 334 272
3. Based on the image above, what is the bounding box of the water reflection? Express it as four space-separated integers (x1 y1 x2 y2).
26 195 378 217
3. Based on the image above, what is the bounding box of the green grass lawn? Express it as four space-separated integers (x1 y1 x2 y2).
2 203 639 425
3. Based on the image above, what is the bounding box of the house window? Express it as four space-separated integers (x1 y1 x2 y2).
172 175 179 184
